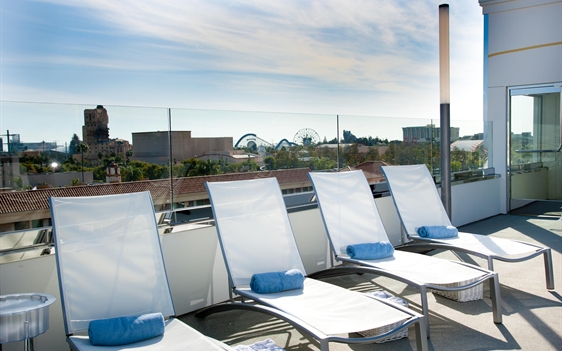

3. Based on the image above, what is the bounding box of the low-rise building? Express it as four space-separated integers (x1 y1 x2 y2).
130 131 234 165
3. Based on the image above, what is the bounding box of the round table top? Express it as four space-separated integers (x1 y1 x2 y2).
0 293 56 315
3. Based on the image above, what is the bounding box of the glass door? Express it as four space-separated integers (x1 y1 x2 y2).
509 84 561 218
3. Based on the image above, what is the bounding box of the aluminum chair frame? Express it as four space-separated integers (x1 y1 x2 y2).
198 178 428 351
50 191 232 351
381 164 554 290
308 171 502 338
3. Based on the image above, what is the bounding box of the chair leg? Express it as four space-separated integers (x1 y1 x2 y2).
419 285 430 338
486 256 495 299
414 315 429 351
544 248 555 290
319 339 329 351
489 272 502 324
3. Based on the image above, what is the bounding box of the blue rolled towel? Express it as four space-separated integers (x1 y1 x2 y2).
88 312 165 346
346 242 395 260
417 225 458 238
250 269 305 294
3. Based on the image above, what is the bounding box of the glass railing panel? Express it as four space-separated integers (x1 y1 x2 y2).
431 119 494 183
0 102 172 233
0 102 171 192
1 101 93 189
0 101 495 236
337 114 493 182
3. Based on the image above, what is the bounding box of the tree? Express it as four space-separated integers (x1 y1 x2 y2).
264 156 275 170
365 147 381 161
19 154 51 174
125 168 144 182
68 134 81 155
13 177 23 189
76 143 89 182
126 149 133 164
342 130 357 143
343 143 363 166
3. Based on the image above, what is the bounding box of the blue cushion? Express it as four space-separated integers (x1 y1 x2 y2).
88 313 165 346
416 225 458 238
346 242 395 260
250 269 305 294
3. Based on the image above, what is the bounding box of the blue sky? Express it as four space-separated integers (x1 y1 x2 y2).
1 0 485 143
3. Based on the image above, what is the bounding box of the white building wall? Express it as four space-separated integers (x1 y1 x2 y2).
479 0 562 213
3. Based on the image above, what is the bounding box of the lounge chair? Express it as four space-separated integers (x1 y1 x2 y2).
50 192 234 350
381 164 554 290
199 177 428 351
308 170 502 337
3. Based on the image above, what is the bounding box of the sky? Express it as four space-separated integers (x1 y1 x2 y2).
0 0 485 145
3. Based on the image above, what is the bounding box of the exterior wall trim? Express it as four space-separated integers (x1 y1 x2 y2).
489 41 562 57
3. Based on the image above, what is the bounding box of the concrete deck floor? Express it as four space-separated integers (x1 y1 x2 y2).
180 214 562 350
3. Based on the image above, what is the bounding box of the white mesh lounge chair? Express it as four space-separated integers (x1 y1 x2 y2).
199 177 428 351
308 171 502 337
50 192 234 351
381 164 554 290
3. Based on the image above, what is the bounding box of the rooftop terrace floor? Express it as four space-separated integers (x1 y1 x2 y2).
181 214 562 351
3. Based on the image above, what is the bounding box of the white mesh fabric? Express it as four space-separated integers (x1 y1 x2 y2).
309 171 390 254
309 170 484 284
206 178 306 288
50 192 175 335
238 279 410 335
381 164 452 236
382 164 538 256
68 319 230 351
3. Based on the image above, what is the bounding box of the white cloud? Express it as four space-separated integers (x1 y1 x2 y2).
10 0 484 120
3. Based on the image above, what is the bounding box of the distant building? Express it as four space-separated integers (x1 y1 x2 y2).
79 105 132 165
130 131 234 165
402 125 460 143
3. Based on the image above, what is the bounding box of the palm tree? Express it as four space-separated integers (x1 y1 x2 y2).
76 143 89 182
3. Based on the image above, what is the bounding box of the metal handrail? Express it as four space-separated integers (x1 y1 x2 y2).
515 145 562 153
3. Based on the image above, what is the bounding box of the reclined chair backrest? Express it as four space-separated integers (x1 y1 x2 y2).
308 171 390 254
50 192 175 335
381 164 452 235
206 178 306 287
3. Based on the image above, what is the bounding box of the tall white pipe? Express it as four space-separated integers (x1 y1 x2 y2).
439 4 450 105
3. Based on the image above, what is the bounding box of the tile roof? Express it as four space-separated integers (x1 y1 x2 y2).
353 161 390 176
0 168 311 214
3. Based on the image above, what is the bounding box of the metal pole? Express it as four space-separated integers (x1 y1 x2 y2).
439 4 452 219
168 108 174 209
336 115 340 171
440 104 451 218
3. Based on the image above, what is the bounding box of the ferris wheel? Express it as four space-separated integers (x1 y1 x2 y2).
293 128 320 146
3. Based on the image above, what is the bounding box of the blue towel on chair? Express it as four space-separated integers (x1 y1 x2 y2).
346 242 395 260
88 312 165 346
417 225 458 238
250 269 305 294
